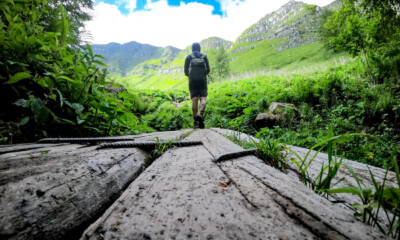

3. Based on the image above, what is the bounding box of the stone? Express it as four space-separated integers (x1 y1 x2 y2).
255 102 296 129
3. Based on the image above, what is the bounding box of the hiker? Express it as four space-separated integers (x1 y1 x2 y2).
184 42 210 129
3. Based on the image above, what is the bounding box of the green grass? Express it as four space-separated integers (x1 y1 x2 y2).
111 40 350 91
229 39 350 74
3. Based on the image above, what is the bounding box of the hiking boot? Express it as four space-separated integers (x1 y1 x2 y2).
193 118 200 129
198 115 205 129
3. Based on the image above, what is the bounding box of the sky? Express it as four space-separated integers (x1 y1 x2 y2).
84 0 335 49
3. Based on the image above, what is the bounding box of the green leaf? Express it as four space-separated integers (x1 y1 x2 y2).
325 186 363 197
30 97 49 124
86 44 93 58
6 72 31 84
71 103 84 115
60 118 76 125
14 99 29 107
60 76 79 84
56 89 64 107
381 187 400 207
243 107 253 115
17 117 30 126
77 118 85 125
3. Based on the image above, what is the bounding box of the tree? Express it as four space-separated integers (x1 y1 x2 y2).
209 46 230 82
324 0 400 83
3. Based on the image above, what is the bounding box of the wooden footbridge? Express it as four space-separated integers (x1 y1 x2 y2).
0 129 397 239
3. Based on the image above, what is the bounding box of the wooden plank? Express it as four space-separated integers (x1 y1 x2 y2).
0 143 83 162
133 129 194 142
210 128 260 143
0 145 151 240
81 129 386 240
81 145 319 240
190 130 387 239
210 128 398 194
211 128 397 233
0 143 66 155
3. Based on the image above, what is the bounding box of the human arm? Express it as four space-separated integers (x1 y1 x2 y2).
184 56 190 77
204 55 210 75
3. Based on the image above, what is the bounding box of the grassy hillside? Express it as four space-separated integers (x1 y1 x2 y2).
228 39 349 74
114 37 233 90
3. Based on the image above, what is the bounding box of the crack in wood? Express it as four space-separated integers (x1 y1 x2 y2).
216 162 259 210
235 163 351 240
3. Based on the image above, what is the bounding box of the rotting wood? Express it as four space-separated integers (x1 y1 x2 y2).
82 129 386 240
0 144 151 240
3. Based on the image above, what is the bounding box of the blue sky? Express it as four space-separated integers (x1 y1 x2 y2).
86 0 335 48
95 0 226 15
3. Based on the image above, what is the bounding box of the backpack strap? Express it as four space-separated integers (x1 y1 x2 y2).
200 55 206 59
190 53 195 59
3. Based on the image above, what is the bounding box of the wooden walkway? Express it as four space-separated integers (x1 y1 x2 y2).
0 129 394 240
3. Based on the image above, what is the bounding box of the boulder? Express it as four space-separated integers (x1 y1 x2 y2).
255 102 296 129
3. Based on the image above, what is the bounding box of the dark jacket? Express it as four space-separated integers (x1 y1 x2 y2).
184 43 210 78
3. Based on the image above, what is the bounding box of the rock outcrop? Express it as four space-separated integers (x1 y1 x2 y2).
255 102 297 129
231 0 337 53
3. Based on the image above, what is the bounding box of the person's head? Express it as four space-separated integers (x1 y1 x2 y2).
192 42 201 52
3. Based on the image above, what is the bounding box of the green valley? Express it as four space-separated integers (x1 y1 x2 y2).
1 0 400 237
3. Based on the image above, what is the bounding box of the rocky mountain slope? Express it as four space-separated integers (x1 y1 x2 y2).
92 41 180 76
227 0 343 74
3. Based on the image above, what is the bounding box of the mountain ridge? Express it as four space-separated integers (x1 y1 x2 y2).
93 0 343 89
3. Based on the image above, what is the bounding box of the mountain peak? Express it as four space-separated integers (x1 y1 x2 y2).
233 0 320 52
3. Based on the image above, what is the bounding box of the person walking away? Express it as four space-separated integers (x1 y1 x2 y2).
184 42 210 129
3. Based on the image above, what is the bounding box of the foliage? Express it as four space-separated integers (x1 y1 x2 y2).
253 136 287 171
151 137 175 161
208 46 230 83
324 0 400 83
201 60 400 168
285 128 400 237
283 126 345 194
225 131 255 150
0 0 153 143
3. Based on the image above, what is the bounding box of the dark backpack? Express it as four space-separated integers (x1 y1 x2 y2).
189 54 207 81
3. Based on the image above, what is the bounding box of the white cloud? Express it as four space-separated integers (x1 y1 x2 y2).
116 0 137 12
84 0 335 49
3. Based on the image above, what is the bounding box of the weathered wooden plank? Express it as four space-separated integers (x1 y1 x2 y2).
82 129 386 240
133 129 194 142
0 144 151 240
211 128 398 194
0 143 66 155
81 145 319 240
210 128 260 143
187 129 388 239
0 143 84 162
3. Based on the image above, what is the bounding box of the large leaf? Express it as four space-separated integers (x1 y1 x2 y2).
30 97 49 124
71 103 84 115
6 72 31 84
17 117 30 126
